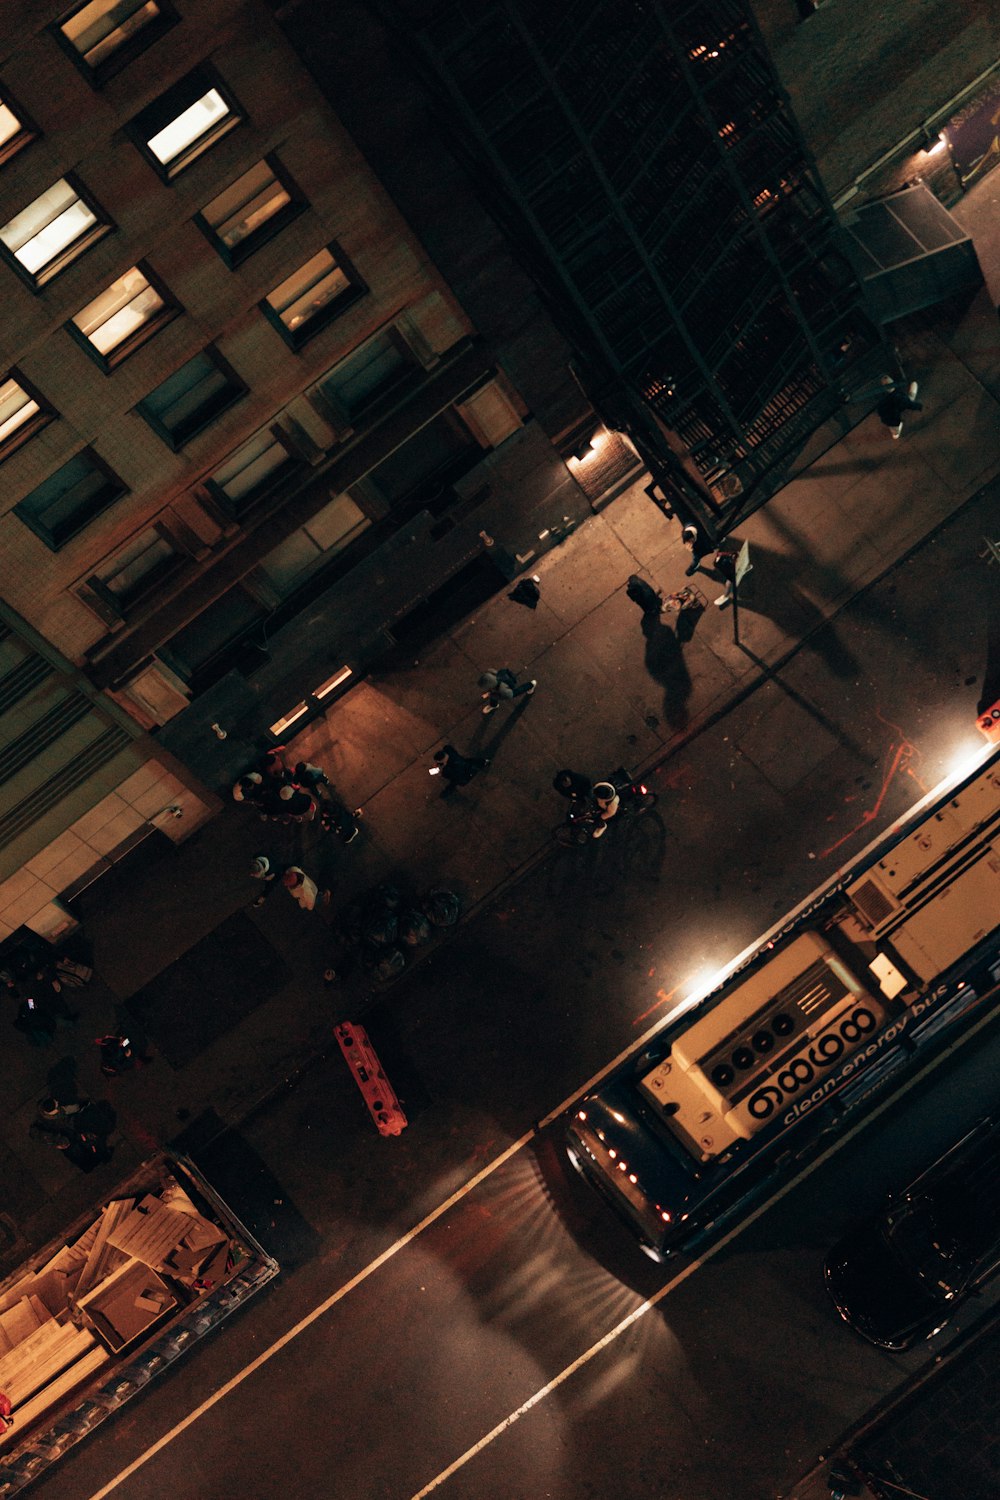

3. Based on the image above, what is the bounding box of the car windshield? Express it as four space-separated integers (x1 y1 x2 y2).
887 1193 983 1295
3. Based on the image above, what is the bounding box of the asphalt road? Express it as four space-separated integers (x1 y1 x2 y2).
29 491 999 1500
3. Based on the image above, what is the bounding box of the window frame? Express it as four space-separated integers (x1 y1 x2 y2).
136 344 247 449
80 522 186 622
259 241 366 352
14 446 127 551
0 89 38 168
307 327 421 429
0 173 112 290
204 424 304 520
52 0 180 87
127 65 243 182
67 261 179 372
0 369 55 463
193 153 306 268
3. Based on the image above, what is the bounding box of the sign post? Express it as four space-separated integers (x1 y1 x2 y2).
731 541 752 647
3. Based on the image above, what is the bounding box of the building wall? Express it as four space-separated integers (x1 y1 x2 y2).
751 0 1000 197
0 0 480 674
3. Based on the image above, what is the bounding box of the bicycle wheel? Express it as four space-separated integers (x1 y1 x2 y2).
554 822 590 847
633 792 658 815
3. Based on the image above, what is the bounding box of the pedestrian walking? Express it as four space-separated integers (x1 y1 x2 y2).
681 523 716 576
430 744 490 793
876 377 922 439
281 865 327 911
625 575 663 616
479 667 537 713
552 769 593 809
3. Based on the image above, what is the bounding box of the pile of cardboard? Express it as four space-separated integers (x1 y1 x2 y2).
0 1171 233 1447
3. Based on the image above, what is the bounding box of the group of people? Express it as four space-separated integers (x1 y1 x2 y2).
233 746 361 843
250 856 329 912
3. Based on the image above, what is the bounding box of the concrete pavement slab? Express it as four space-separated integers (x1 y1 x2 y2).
911 381 1000 495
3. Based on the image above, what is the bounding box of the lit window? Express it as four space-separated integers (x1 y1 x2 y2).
90 527 183 614
137 346 246 448
261 245 364 349
56 0 178 82
130 68 241 180
69 264 176 370
0 93 36 165
196 157 304 266
0 372 53 460
208 427 301 515
15 448 127 550
0 178 108 285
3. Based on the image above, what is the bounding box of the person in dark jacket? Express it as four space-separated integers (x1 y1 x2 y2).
431 745 490 793
479 667 537 713
626 574 663 615
553 769 593 803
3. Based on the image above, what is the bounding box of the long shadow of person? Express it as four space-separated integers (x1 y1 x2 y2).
641 613 692 730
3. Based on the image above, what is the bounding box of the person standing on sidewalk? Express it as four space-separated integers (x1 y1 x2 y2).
876 377 922 439
293 760 362 844
625 575 663 616
681 523 716 577
479 667 537 714
282 865 328 911
431 745 490 794
713 547 739 609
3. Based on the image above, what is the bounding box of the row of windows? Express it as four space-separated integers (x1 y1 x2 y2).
1 138 313 297
12 327 421 552
0 238 362 460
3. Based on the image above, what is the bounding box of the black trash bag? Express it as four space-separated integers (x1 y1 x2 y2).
399 908 431 947
364 910 398 947
375 883 402 911
423 889 461 927
374 947 407 982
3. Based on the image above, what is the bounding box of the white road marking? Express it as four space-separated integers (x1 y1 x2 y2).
89 998 998 1499
409 1001 1000 1495
86 1006 692 1498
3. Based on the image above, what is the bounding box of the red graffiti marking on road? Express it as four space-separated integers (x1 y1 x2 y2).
817 733 924 862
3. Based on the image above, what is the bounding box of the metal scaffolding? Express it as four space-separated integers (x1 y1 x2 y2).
401 0 892 535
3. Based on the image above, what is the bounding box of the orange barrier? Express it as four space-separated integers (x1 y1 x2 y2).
334 1023 407 1136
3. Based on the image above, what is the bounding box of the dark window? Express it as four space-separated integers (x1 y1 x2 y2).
68 263 178 371
195 157 304 267
137 346 246 448
0 91 38 167
85 526 183 616
0 372 54 462
0 176 110 287
54 0 179 85
15 448 127 550
309 330 416 424
366 411 479 509
260 244 364 350
129 66 241 181
206 426 302 517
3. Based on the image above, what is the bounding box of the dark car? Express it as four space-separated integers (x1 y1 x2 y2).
824 1115 1000 1350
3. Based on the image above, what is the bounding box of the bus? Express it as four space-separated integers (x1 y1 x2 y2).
565 747 1000 1261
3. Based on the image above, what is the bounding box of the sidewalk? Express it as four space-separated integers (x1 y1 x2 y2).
4 198 1000 1267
